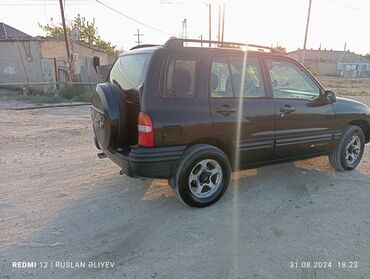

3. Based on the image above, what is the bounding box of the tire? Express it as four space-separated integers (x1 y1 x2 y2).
173 144 231 208
91 83 128 152
93 132 100 150
329 124 365 171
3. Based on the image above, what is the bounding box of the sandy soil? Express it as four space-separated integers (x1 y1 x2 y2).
317 76 370 96
0 96 370 279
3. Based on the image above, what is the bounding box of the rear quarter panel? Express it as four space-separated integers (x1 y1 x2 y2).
141 48 215 147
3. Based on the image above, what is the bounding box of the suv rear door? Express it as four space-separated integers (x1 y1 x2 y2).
209 53 275 167
264 56 335 159
109 53 151 145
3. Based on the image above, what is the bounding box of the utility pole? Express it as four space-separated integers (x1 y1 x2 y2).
221 2 225 43
217 5 221 41
208 4 212 47
59 0 72 83
301 0 312 64
134 28 143 45
181 18 188 39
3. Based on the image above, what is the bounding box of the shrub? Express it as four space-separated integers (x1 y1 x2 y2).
58 85 91 102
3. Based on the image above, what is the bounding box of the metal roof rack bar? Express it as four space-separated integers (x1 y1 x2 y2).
130 44 161 50
164 38 283 54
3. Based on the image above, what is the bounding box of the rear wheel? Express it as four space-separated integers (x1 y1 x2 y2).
329 125 365 171
173 144 231 207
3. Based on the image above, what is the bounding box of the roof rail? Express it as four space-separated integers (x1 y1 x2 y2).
130 44 160 51
164 38 283 54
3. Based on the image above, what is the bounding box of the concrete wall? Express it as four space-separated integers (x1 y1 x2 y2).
303 61 337 76
318 62 337 76
40 40 108 74
0 40 44 85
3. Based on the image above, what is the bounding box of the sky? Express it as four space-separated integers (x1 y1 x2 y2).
0 0 370 54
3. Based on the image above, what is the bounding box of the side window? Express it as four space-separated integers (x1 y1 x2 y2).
266 59 320 100
211 56 265 98
210 57 233 97
165 57 197 98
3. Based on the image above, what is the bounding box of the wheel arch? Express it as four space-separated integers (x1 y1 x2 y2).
189 137 232 161
349 119 370 143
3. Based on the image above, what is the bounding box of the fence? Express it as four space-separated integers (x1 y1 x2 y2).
0 60 113 95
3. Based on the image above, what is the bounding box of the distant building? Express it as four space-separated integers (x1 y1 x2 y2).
0 23 109 91
288 49 370 78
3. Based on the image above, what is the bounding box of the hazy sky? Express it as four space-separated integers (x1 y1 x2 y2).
1 0 369 54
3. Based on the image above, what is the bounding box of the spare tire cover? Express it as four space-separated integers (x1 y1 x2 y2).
91 83 128 152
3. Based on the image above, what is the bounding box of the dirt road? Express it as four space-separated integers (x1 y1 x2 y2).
1 96 370 279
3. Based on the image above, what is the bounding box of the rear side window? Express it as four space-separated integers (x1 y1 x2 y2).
164 57 197 98
110 54 150 90
211 56 265 98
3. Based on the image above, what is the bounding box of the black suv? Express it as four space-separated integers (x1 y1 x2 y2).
91 38 370 207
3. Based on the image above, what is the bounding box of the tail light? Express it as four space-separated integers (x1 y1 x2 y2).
138 112 154 147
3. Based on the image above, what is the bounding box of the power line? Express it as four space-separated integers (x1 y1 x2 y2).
0 0 93 5
1 0 93 1
0 3 91 6
95 0 173 35
327 0 370 13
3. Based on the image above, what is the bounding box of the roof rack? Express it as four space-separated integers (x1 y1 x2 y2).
164 38 283 54
130 44 161 51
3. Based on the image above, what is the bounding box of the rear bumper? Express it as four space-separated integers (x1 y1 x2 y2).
101 145 187 179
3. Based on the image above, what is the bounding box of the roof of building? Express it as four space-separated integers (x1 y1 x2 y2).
0 22 32 39
288 49 370 64
0 36 108 54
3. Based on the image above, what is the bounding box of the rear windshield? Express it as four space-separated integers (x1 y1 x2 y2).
109 54 151 91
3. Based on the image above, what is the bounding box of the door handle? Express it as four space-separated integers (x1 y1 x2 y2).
279 105 295 114
216 105 236 116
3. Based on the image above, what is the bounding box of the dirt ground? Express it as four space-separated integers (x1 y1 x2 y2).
1 95 370 279
317 76 370 96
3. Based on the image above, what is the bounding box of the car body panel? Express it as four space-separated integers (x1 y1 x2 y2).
96 42 370 179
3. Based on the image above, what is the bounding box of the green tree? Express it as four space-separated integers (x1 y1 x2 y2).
39 14 120 55
276 45 287 54
365 53 370 60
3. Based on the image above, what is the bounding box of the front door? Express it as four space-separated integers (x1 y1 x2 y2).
209 54 275 168
264 57 335 159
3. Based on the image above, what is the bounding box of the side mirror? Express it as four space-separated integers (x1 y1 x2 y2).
323 90 336 104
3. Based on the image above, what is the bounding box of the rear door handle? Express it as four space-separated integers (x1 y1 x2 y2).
216 105 236 116
279 105 295 114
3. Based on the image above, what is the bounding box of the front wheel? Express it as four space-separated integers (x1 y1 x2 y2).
173 144 231 207
329 125 365 171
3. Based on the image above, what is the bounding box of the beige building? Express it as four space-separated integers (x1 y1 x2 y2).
40 39 108 75
289 48 370 78
0 23 110 91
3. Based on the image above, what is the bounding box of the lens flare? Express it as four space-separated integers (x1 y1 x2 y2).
231 44 248 276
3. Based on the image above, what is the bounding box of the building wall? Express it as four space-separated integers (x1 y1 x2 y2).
337 62 370 77
302 60 337 76
40 40 108 74
318 62 337 76
0 40 44 85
